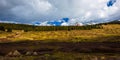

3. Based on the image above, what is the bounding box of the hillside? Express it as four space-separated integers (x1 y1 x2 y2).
0 21 120 59
0 21 120 42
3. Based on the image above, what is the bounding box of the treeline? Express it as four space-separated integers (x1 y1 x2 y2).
0 23 103 32
25 25 102 31
100 20 120 25
108 20 120 24
0 26 12 32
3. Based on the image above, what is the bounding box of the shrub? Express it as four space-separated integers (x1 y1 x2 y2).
7 28 12 32
0 26 5 31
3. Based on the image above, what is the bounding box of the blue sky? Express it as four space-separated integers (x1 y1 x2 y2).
0 0 120 25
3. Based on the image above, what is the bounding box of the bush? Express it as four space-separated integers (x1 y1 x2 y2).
0 26 5 31
7 28 12 32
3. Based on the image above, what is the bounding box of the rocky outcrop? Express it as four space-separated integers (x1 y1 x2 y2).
25 51 38 56
6 50 22 57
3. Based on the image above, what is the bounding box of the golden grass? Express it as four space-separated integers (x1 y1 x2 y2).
0 24 120 42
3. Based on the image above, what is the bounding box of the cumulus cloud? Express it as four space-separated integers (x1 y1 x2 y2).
61 22 69 26
0 0 120 24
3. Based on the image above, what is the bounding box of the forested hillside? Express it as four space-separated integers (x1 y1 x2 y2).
0 23 102 32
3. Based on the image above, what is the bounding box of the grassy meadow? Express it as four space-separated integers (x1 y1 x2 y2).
0 24 120 42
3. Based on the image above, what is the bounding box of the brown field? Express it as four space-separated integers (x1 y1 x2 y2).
0 41 120 60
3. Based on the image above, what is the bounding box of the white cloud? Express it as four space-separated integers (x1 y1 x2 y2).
61 22 69 26
39 21 51 26
0 0 120 24
10 0 53 19
0 20 18 24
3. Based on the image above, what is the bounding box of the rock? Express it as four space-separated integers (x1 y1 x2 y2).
12 50 21 56
33 52 38 56
6 52 13 56
6 50 22 57
25 51 32 56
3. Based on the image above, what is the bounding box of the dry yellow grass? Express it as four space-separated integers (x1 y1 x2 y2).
0 24 120 42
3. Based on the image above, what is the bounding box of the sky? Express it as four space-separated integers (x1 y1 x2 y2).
0 0 120 25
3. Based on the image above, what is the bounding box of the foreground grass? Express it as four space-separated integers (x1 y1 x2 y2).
0 41 120 59
0 52 120 60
